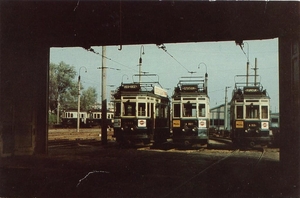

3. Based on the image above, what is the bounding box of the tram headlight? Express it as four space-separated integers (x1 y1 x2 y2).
182 128 185 132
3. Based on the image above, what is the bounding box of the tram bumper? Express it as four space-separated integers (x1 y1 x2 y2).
173 128 208 145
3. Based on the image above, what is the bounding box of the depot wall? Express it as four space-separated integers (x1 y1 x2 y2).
0 41 48 156
279 34 300 187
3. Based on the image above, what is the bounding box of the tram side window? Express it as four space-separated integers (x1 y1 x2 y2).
173 104 180 117
198 104 206 117
138 103 146 116
123 102 136 116
183 103 196 117
115 102 121 116
236 106 243 119
246 104 259 118
157 104 167 118
261 106 268 119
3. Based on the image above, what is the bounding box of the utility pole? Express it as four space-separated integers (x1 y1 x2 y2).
56 95 60 124
77 66 87 132
101 46 108 145
224 86 230 131
77 75 81 132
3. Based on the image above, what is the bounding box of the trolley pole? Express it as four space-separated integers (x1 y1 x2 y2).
254 58 258 86
101 46 108 145
139 45 145 84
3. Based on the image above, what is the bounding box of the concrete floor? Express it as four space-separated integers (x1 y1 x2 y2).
0 141 298 198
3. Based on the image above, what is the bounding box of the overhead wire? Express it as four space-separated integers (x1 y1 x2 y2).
157 44 191 73
85 47 138 72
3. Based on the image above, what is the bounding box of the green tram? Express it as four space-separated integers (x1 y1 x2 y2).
113 74 170 145
171 75 210 146
230 75 271 148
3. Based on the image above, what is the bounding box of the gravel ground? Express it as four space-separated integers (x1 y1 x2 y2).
0 129 298 198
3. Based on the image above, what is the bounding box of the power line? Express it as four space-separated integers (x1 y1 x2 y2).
85 47 138 72
157 44 190 73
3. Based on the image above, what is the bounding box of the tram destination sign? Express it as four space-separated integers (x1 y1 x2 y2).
121 84 140 91
244 87 260 94
181 85 198 92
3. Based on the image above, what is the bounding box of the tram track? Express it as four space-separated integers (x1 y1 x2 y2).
163 147 266 198
48 139 101 149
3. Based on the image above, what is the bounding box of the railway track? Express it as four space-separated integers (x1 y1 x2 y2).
163 147 266 198
48 139 101 149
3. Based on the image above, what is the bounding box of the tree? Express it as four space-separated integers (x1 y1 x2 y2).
49 62 77 112
49 61 98 114
81 87 98 110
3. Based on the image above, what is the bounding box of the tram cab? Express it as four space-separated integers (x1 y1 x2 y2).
172 75 210 146
113 75 170 145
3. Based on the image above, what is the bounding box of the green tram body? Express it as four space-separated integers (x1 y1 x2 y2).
113 83 170 145
171 75 210 146
230 75 271 148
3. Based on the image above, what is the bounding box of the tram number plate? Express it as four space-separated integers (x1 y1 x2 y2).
173 120 180 128
236 121 244 128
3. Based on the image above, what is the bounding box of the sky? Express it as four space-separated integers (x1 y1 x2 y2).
50 38 279 113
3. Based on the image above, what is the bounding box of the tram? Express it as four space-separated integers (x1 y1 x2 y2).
230 75 271 147
61 109 87 128
113 73 170 145
86 110 114 128
171 74 210 146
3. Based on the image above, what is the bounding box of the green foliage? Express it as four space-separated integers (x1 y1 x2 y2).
49 62 98 113
48 112 57 125
81 87 98 110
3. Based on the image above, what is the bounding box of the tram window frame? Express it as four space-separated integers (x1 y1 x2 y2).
246 103 259 119
123 102 136 116
261 106 269 119
236 106 243 119
138 103 146 117
147 103 151 117
115 102 121 116
183 102 197 117
156 104 167 118
198 103 206 117
173 103 180 118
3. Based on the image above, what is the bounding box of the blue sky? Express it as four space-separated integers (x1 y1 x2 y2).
50 38 279 112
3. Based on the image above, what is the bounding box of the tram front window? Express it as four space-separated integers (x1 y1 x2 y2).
173 104 180 117
124 102 136 116
236 106 243 119
261 106 268 119
183 103 196 117
246 103 259 118
115 102 121 116
138 103 146 116
198 104 206 117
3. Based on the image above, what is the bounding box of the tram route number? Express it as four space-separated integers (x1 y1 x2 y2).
173 120 180 128
235 120 244 128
